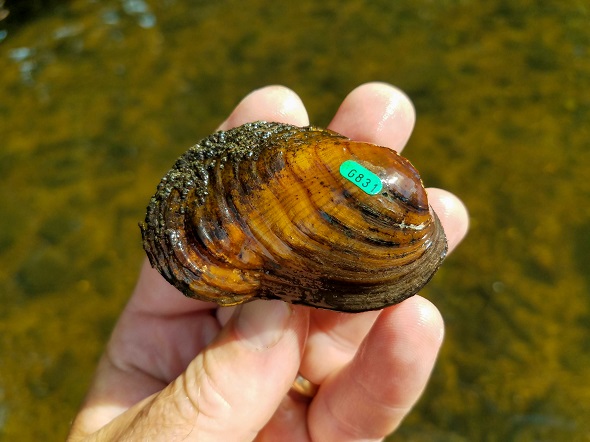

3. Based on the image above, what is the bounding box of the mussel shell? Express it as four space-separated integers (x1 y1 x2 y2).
140 121 447 312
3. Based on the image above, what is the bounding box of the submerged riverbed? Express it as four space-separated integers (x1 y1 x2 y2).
1 1 589 439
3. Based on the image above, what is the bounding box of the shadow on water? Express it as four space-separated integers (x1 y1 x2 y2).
1 0 589 439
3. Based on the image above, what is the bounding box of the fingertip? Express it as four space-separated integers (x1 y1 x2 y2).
308 296 444 440
220 85 309 130
427 188 470 254
399 295 445 349
234 300 293 350
328 81 416 150
372 296 445 365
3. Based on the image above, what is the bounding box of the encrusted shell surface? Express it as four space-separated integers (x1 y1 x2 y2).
140 121 447 312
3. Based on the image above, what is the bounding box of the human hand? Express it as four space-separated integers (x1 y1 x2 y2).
68 82 469 441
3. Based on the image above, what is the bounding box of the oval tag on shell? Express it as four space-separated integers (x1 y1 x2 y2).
339 160 383 195
140 121 447 312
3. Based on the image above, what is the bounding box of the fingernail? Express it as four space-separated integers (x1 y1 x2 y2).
235 300 292 350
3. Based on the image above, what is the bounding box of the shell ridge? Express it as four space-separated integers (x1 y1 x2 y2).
167 188 258 301
310 143 410 245
268 140 398 275
303 143 420 258
279 138 401 271
208 159 271 269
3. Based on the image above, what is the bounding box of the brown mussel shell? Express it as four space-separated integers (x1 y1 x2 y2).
140 121 447 312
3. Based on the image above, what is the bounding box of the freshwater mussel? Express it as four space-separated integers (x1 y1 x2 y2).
140 121 447 312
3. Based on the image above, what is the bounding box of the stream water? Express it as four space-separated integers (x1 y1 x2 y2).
1 1 589 440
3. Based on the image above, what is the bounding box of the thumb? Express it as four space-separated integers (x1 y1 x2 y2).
90 300 308 442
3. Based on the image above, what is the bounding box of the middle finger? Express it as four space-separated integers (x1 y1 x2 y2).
299 81 418 384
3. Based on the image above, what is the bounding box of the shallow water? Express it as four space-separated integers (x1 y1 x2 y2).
1 0 589 440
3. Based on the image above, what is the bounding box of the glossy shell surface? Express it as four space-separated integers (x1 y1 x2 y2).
140 121 447 312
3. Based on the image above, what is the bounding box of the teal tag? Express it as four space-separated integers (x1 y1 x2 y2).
339 160 383 195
